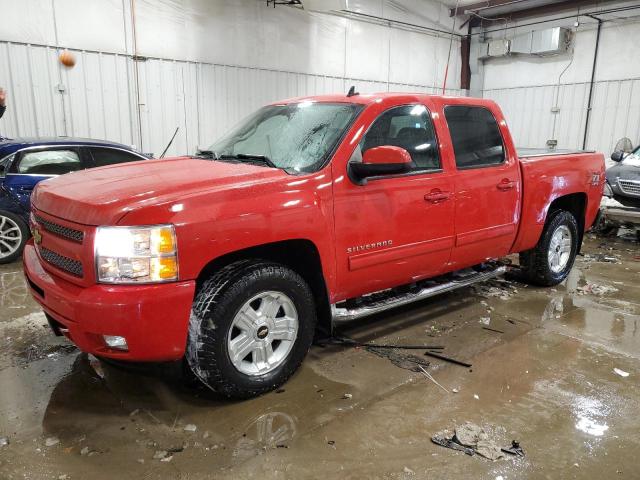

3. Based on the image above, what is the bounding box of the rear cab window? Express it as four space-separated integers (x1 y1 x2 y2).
89 147 145 167
360 104 441 173
444 105 505 169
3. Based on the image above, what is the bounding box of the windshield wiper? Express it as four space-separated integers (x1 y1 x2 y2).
219 153 277 169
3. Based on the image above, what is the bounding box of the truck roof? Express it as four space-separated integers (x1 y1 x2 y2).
271 92 492 107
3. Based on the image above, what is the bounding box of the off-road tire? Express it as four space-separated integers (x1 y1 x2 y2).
0 211 29 264
186 260 316 399
519 210 580 287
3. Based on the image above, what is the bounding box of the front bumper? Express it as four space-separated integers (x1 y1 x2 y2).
23 241 196 361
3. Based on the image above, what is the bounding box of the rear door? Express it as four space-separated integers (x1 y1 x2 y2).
332 103 456 300
444 105 521 269
4 147 85 211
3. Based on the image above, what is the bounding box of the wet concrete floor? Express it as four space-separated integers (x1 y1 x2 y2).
1 233 639 479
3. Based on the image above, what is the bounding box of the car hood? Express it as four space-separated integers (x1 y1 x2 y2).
606 161 640 183
32 157 286 225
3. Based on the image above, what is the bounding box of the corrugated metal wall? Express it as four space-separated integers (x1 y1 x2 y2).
484 78 640 155
0 41 463 157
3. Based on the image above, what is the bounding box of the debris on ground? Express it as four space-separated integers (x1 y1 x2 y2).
581 253 621 264
80 446 90 456
184 424 197 432
45 437 60 447
153 450 168 460
473 280 518 301
403 466 415 475
0 437 8 447
479 317 491 325
614 368 630 377
418 366 449 393
366 345 430 372
342 393 353 399
431 423 519 461
576 283 619 296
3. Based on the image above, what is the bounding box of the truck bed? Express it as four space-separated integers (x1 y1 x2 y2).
518 147 596 158
510 149 605 254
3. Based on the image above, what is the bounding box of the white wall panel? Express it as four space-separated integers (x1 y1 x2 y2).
478 2 640 154
484 79 640 155
0 0 464 156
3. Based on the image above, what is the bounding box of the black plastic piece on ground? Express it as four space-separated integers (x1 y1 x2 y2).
482 326 505 334
501 440 525 457
431 434 475 456
423 350 472 368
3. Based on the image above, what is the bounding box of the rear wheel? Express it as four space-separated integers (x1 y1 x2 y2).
0 211 29 264
186 260 316 399
519 210 579 286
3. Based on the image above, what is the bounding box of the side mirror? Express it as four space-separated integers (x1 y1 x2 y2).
611 150 625 162
349 146 412 185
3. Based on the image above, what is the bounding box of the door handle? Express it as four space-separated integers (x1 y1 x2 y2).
497 179 516 191
424 189 451 203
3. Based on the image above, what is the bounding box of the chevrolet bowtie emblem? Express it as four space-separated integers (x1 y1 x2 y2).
33 227 42 245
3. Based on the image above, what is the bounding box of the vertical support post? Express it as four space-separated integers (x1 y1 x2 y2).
582 17 602 150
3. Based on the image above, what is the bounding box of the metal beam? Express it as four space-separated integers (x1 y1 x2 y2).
450 0 606 19
450 0 530 16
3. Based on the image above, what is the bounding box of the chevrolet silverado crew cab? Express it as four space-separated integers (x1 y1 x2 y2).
23 93 605 398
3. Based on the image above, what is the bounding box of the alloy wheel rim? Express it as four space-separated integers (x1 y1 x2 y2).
0 216 22 258
227 290 298 376
548 225 572 274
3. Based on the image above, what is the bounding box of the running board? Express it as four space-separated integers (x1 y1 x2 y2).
331 264 507 322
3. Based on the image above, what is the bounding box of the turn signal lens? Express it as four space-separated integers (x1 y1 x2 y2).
151 257 178 280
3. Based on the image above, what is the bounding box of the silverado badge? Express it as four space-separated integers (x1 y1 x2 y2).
33 227 42 245
347 240 392 254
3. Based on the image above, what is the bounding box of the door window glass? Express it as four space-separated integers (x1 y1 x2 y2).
18 150 81 175
444 106 505 168
90 147 144 167
360 104 440 171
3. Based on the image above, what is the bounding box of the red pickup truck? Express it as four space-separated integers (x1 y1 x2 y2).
23 93 604 398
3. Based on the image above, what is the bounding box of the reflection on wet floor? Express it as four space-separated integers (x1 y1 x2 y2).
0 234 639 479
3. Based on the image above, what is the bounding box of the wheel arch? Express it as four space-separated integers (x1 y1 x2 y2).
195 239 332 336
546 192 587 252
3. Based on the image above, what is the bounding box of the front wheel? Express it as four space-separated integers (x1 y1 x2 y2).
186 261 316 399
0 211 29 264
519 210 579 287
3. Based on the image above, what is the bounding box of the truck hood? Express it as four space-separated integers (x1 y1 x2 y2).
32 157 286 225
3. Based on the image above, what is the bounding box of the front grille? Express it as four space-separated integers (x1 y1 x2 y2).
35 215 84 243
39 247 83 277
619 179 640 196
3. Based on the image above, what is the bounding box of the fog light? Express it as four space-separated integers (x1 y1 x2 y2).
103 335 128 351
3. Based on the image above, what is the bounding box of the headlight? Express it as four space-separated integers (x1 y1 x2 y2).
603 181 613 197
95 225 178 283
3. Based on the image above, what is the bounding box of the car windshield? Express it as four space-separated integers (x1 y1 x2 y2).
207 102 361 173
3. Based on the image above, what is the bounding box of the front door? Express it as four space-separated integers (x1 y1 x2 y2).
4 147 84 211
332 103 456 301
443 105 521 269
